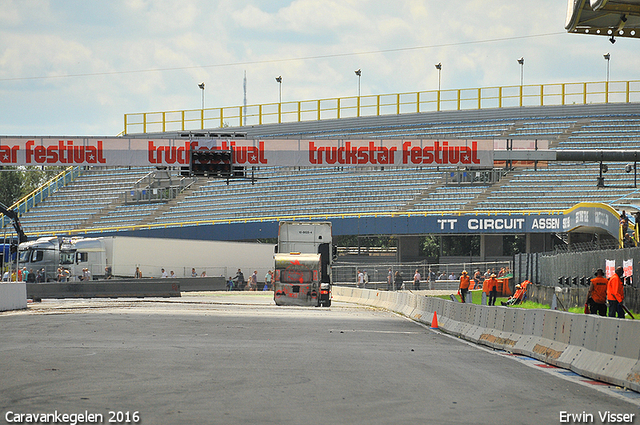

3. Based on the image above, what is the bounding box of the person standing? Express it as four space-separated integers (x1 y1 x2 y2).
234 269 245 290
459 270 470 303
607 266 625 318
473 269 482 286
250 270 258 291
394 270 403 291
620 211 629 236
413 269 421 290
357 270 364 288
587 268 608 316
264 270 273 290
387 268 393 291
484 273 498 306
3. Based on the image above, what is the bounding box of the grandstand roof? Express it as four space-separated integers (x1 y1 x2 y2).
566 0 640 39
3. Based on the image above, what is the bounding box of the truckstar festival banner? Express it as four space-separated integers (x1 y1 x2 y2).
0 137 494 168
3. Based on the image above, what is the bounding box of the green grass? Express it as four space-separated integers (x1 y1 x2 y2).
433 290 506 305
432 291 633 317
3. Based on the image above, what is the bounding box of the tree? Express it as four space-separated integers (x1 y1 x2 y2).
503 234 526 256
0 166 63 207
441 235 480 256
0 168 22 206
420 235 439 259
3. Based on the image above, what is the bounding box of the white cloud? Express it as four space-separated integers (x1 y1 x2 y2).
0 0 637 135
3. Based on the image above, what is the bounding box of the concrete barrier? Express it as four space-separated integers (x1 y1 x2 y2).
0 283 27 311
27 279 181 299
179 277 226 291
332 286 640 392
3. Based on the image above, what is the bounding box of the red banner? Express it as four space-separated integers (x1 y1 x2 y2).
0 137 494 167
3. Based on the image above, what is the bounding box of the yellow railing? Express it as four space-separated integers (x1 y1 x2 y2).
18 209 564 238
124 80 640 135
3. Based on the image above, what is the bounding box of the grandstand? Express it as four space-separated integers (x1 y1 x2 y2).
3 98 640 258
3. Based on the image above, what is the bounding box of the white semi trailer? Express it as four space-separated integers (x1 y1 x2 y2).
18 236 275 281
274 221 336 306
277 221 335 284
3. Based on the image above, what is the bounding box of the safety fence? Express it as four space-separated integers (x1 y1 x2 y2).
332 260 511 288
1 263 229 282
333 287 640 392
515 246 640 289
527 284 640 313
123 79 640 134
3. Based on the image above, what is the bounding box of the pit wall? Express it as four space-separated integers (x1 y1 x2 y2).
333 287 640 392
0 283 27 311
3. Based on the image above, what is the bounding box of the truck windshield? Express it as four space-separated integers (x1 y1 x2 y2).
279 270 313 284
18 250 30 263
60 251 75 265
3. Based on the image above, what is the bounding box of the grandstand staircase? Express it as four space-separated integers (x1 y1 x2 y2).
76 170 204 230
78 201 119 229
554 118 591 146
136 177 209 226
399 180 448 212
499 122 527 137
460 171 518 210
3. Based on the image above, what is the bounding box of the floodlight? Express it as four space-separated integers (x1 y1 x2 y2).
275 76 283 104
198 82 205 109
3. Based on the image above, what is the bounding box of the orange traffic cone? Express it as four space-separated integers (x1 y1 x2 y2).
430 311 439 329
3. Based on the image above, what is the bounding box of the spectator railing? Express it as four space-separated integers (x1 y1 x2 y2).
123 79 640 134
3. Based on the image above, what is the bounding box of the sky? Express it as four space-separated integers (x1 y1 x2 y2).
0 0 638 136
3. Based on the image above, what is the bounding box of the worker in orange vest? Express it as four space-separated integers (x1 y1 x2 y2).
483 273 498 306
459 270 470 303
587 268 608 316
607 266 625 318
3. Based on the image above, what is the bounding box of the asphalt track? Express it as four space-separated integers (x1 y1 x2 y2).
1 293 639 425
